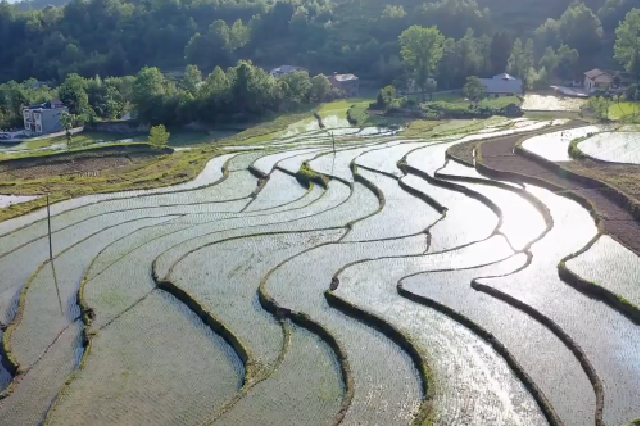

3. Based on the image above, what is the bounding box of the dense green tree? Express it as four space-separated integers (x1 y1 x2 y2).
507 38 524 77
558 2 603 53
614 8 640 81
148 124 170 147
280 71 313 104
308 74 332 103
463 76 485 103
489 31 511 74
180 64 202 95
59 110 72 147
399 26 445 100
0 79 54 129
557 44 580 81
507 38 534 82
599 0 635 32
58 73 89 115
540 46 561 75
416 0 491 39
378 85 397 106
132 67 168 124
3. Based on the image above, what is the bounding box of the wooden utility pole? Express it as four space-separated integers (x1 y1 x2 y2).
331 131 335 153
46 192 53 261
46 191 63 315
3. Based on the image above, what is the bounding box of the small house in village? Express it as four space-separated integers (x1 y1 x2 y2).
329 73 359 97
269 65 306 78
583 68 634 93
23 99 67 135
479 73 524 95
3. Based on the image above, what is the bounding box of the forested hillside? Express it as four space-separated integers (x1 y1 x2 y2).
0 0 635 86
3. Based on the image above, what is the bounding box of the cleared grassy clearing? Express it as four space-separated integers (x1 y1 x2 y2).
212 321 343 426
399 256 594 426
477 184 640 426
168 230 343 370
264 236 428 425
520 126 601 162
334 240 548 426
46 291 243 426
401 174 499 252
609 102 640 121
344 169 441 241
452 181 547 251
565 235 640 311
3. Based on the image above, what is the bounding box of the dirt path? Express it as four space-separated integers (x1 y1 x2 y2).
453 133 640 255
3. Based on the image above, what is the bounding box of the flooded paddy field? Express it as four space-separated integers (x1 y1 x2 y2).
0 120 638 426
577 132 640 164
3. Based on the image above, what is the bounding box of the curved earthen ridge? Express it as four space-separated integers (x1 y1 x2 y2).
1 122 637 426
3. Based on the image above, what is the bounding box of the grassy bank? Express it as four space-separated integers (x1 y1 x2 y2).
609 102 640 121
0 110 314 223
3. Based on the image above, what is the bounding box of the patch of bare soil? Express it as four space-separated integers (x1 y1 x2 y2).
1 156 156 179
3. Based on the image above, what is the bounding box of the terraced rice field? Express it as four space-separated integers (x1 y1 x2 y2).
521 126 601 162
521 94 587 111
578 132 640 164
0 118 639 426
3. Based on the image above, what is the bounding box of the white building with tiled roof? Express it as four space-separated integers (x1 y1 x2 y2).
479 73 523 95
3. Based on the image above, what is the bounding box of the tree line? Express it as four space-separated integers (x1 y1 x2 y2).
0 0 636 87
398 5 640 98
0 61 338 129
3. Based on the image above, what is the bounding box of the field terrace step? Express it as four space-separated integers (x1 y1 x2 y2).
165 230 344 372
243 171 309 212
355 141 428 178
264 236 428 425
343 169 441 242
0 322 82 425
210 320 344 426
8 216 174 370
333 239 550 426
400 174 499 252
476 184 640 426
565 235 640 314
449 181 547 251
309 142 401 182
477 132 640 255
0 153 236 237
400 258 595 426
45 291 244 426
